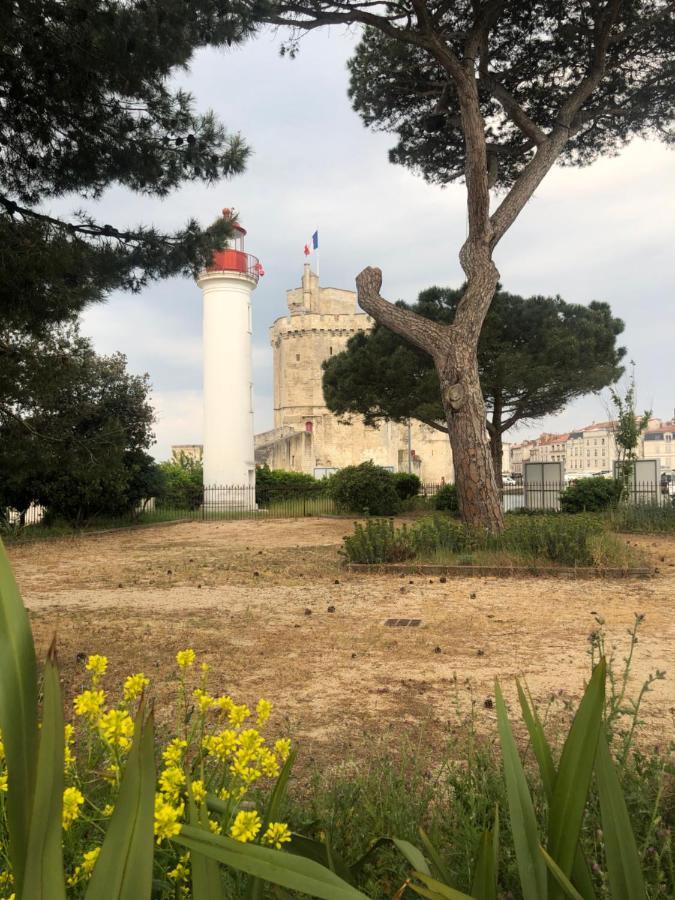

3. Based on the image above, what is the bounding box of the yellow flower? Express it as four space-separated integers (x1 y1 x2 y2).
0 731 5 762
193 688 214 713
256 698 273 726
238 728 264 756
0 773 7 793
63 786 85 830
191 779 207 805
67 847 101 885
102 804 114 817
168 853 190 882
274 738 292 762
98 709 134 750
208 818 222 834
73 689 106 721
85 654 108 681
258 748 280 779
203 729 238 762
215 695 234 713
230 810 262 843
228 704 250 728
162 738 188 768
263 822 292 850
159 766 186 802
154 794 184 843
176 649 196 670
123 673 149 701
200 662 211 674
230 754 261 786
64 724 75 770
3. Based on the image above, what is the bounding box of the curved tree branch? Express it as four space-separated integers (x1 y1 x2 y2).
355 266 448 356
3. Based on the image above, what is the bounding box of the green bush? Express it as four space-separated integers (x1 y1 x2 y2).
328 462 401 516
392 472 421 500
409 515 475 556
157 456 203 510
255 465 324 507
340 519 413 564
433 483 459 513
498 513 604 566
560 476 622 512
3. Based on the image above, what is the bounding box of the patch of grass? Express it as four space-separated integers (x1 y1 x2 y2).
607 502 675 534
341 514 643 568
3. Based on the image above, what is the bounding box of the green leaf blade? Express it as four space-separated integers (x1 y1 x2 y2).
495 681 547 900
548 659 606 899
173 824 369 900
85 703 156 900
23 642 66 900
594 731 647 900
0 540 39 895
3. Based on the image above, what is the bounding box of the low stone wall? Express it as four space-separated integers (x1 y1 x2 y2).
345 563 655 579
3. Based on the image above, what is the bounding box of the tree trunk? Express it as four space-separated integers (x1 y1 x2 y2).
487 394 504 489
436 343 504 533
490 430 504 490
355 264 505 533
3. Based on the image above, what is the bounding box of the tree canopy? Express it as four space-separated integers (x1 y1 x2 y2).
343 3 674 190
323 286 626 478
0 322 157 524
1 0 257 333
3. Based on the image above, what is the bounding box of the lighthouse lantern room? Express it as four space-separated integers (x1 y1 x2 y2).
197 209 260 507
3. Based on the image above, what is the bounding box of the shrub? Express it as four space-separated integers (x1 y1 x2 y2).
157 456 203 510
433 483 459 513
328 462 400 515
498 513 604 566
255 465 324 506
340 519 413 563
409 515 475 556
560 476 622 512
392 472 421 500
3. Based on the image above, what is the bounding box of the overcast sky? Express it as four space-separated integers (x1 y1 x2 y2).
66 27 674 460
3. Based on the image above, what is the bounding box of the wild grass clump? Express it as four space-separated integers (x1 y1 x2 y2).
341 513 636 567
340 519 414 563
608 502 675 534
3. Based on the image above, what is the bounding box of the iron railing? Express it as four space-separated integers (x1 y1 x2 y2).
4 480 673 531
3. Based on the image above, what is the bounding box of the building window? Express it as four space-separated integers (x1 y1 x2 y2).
296 354 300 361
329 346 333 355
305 420 313 433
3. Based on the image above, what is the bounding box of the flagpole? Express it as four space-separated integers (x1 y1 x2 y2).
315 227 320 278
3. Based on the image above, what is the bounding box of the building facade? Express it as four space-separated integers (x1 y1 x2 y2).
255 265 454 482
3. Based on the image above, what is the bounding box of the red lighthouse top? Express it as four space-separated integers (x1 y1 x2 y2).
207 208 263 282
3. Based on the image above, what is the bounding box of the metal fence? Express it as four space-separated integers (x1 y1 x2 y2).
4 479 674 531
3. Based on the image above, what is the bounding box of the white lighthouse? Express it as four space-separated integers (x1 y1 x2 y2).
197 210 261 506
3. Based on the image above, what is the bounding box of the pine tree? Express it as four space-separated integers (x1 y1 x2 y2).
262 0 674 530
0 0 258 333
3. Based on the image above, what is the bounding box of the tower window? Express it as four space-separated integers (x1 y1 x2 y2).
329 346 333 355
296 354 300 361
305 421 313 433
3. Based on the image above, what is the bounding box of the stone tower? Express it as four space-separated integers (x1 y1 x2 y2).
260 265 454 480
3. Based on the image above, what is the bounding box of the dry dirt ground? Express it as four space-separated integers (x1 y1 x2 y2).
7 519 675 766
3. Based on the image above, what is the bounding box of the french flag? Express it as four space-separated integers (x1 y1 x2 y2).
304 230 319 255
